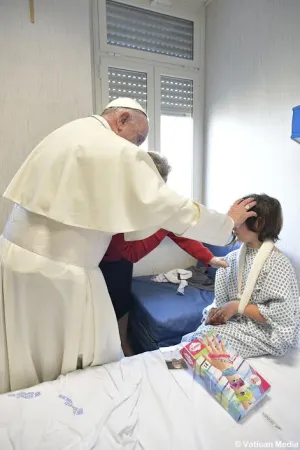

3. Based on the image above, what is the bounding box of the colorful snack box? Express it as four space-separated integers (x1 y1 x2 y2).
180 329 216 368
180 331 271 422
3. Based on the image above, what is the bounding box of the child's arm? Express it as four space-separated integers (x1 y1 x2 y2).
205 254 233 324
109 230 169 263
206 261 231 325
243 304 266 323
255 255 300 347
208 254 298 326
213 259 230 307
168 232 227 268
209 301 267 324
168 233 228 268
167 232 213 264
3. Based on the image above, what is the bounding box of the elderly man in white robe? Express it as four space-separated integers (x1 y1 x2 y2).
0 98 256 394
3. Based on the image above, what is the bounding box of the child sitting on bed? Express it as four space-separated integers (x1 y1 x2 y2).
182 194 300 358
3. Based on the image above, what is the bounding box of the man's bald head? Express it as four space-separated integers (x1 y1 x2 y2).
102 107 149 147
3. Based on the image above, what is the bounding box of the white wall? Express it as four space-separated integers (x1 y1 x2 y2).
122 0 205 15
0 0 196 275
0 0 93 231
133 237 196 277
204 0 300 279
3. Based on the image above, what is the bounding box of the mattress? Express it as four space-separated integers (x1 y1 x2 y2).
130 243 240 352
131 276 214 350
0 348 299 449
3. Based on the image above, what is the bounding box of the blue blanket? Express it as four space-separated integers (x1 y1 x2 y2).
130 243 240 352
131 276 214 349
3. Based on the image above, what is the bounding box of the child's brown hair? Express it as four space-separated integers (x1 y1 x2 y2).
243 194 283 242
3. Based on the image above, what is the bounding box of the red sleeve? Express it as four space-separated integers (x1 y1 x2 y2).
105 230 169 263
168 232 213 265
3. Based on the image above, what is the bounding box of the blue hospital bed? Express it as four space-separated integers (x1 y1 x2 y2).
129 243 240 353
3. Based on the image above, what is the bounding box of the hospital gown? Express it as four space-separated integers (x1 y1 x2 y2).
182 248 300 358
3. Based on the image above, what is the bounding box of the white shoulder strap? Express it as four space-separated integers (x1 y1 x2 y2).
237 244 247 300
238 240 274 314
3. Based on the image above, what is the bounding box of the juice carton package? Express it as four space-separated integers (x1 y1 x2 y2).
180 330 271 422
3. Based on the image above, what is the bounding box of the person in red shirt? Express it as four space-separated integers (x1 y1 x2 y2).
99 152 227 355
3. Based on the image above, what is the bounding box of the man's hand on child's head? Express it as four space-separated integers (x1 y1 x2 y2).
227 198 257 228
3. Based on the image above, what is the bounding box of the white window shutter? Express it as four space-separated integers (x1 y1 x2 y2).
106 0 194 60
108 67 148 111
161 76 193 116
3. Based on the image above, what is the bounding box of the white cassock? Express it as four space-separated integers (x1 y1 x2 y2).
0 115 234 394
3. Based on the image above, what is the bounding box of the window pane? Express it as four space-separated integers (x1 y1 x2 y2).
106 0 194 60
160 76 193 198
161 76 193 116
108 67 148 150
108 67 147 110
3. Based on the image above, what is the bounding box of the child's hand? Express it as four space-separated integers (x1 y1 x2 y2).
205 307 220 325
209 257 228 269
208 301 239 324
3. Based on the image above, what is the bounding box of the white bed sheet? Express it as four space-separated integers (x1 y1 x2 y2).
0 348 299 450
163 345 300 449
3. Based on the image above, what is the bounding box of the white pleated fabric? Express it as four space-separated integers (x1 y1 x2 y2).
0 115 234 394
3 116 233 242
0 206 122 394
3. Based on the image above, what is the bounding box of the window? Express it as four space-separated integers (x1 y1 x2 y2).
108 67 148 110
107 66 149 151
93 0 204 201
160 76 193 116
106 0 194 60
160 76 194 197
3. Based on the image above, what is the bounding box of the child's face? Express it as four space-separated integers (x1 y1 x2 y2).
234 222 259 245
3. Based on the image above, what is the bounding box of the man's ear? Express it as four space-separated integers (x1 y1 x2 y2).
117 111 130 129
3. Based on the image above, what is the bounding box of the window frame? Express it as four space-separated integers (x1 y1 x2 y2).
98 0 202 69
154 66 203 201
100 57 156 151
91 0 205 202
